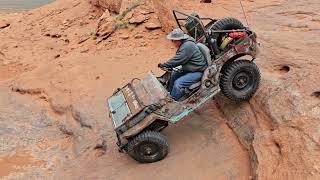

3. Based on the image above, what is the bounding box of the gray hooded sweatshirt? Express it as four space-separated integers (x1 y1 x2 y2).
163 37 207 72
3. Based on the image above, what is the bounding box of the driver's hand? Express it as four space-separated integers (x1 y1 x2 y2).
158 63 165 68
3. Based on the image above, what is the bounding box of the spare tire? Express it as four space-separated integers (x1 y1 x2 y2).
211 18 244 54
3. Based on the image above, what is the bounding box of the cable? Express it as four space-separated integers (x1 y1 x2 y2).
240 0 250 27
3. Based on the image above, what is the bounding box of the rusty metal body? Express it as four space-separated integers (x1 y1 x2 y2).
107 10 258 152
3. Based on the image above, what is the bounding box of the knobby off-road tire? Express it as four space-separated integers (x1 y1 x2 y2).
211 18 244 54
127 131 169 163
220 60 261 102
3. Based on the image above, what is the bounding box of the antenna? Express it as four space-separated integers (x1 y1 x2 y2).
240 0 250 27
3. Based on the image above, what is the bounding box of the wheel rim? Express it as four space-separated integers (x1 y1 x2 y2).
232 71 253 90
138 142 160 159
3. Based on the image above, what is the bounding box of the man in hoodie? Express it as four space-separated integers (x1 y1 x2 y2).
158 28 207 101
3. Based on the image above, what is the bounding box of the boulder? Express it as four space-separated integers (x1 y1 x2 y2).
89 0 122 14
96 10 116 38
151 0 182 32
145 17 162 30
134 34 143 39
129 13 149 24
119 34 129 39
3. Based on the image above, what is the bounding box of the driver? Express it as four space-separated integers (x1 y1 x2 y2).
158 28 207 101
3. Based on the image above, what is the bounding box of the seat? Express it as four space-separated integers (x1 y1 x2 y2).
188 43 212 91
196 43 212 65
189 81 202 90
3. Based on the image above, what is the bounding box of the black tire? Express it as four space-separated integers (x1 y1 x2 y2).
127 131 169 163
211 18 244 54
220 60 261 102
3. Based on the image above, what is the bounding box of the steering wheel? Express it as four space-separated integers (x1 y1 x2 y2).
159 66 173 72
160 66 182 73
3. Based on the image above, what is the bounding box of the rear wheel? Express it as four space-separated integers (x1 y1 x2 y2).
220 60 261 102
127 131 169 163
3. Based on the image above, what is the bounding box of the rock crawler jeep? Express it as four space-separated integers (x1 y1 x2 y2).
107 10 261 163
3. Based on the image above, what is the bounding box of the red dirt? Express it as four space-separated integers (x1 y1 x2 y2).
0 151 45 177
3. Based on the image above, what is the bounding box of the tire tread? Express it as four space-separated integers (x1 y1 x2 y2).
220 60 261 102
212 17 244 30
127 131 169 163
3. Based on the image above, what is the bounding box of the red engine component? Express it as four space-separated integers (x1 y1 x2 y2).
228 32 247 39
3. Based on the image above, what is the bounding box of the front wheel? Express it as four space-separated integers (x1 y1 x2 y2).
220 60 261 102
127 131 169 163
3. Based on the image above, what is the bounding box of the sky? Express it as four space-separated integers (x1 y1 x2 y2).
0 0 54 10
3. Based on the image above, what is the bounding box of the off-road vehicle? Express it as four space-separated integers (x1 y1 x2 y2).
107 10 261 163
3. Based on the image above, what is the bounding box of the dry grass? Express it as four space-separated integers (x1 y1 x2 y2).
112 0 143 29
